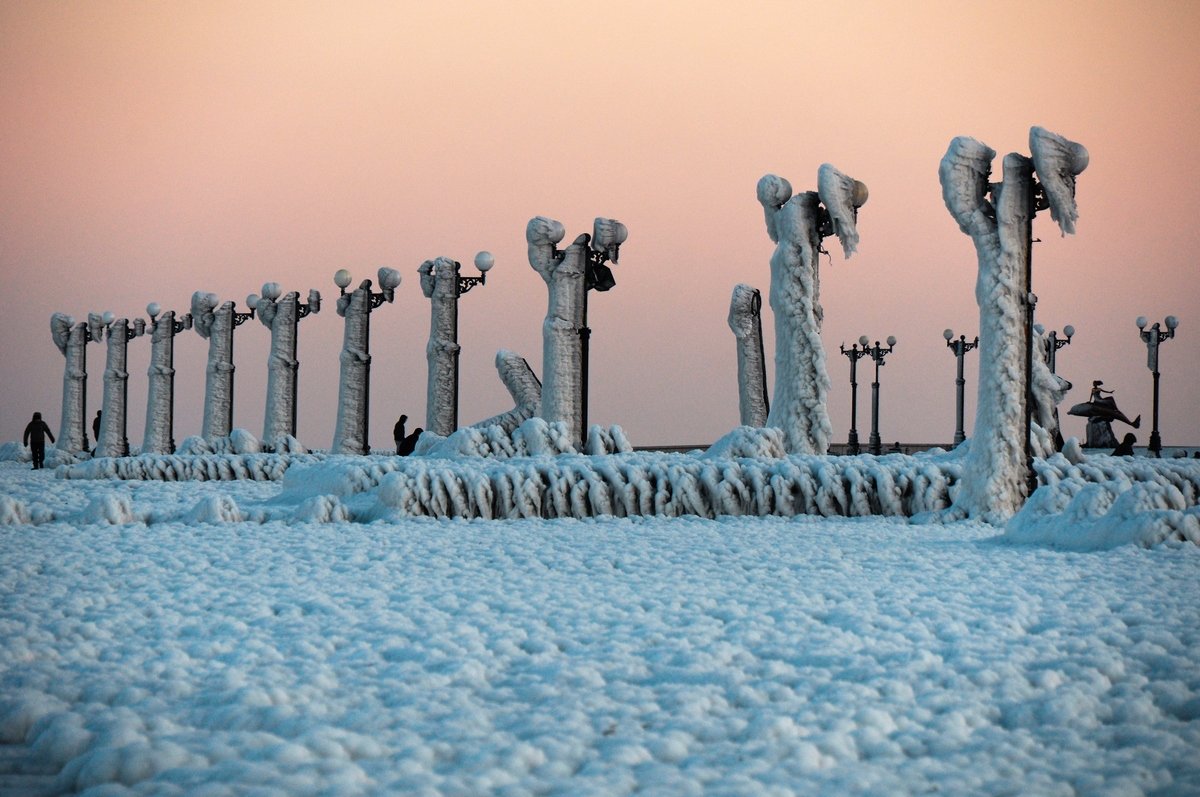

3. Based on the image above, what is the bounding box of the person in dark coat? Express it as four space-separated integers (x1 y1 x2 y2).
23 412 55 470
92 410 102 446
398 427 423 457
1112 433 1136 457
393 414 408 455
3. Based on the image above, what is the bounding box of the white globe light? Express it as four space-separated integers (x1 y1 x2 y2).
334 269 352 289
378 267 401 290
1064 324 1075 338
886 336 897 347
943 328 954 341
246 294 259 309
147 302 161 318
102 311 115 325
262 282 281 300
474 251 495 273
852 180 869 208
1136 316 1148 329
858 335 869 347
1165 315 1179 330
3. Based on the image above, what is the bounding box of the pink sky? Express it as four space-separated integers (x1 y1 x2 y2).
2 1 1198 451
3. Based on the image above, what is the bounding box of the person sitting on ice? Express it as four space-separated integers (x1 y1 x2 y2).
23 411 56 470
1112 433 1136 457
397 426 423 457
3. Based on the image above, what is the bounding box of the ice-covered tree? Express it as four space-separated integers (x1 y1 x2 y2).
142 305 192 455
50 312 103 454
756 165 867 454
256 284 321 447
95 314 145 457
939 126 1087 521
331 269 399 455
727 284 769 427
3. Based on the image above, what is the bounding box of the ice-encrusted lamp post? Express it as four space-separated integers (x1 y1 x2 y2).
50 312 104 455
1044 325 1074 374
190 292 256 441
95 312 146 457
255 282 321 446
526 216 627 446
419 251 495 437
331 267 400 455
728 285 770 427
142 303 193 455
864 336 896 456
1136 314 1178 457
839 337 871 455
943 329 978 447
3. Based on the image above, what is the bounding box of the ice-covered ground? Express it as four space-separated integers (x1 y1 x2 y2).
1 458 1198 796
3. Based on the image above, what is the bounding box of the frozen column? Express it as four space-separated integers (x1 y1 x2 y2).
727 284 769 427
142 304 192 455
331 268 399 455
190 292 254 440
471 350 543 434
419 252 494 436
51 312 102 454
939 126 1087 521
756 165 867 454
256 284 321 446
96 314 145 457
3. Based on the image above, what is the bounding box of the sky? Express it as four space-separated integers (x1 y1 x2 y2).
2 0 1198 451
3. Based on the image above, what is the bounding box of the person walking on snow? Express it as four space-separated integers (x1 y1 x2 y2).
394 414 408 455
23 411 55 470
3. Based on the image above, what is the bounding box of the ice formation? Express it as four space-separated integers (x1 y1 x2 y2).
414 417 632 459
939 127 1087 522
1029 325 1072 457
190 292 237 440
331 271 398 455
50 312 102 454
419 257 463 436
471 350 543 434
142 309 190 455
257 287 320 447
757 164 866 455
60 450 317 482
95 316 145 457
727 284 769 427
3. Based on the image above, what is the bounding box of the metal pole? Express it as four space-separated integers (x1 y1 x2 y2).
580 283 591 447
362 305 371 455
1023 179 1037 497
452 264 461 433
954 339 966 446
869 352 882 456
290 311 299 439
1149 368 1162 457
752 290 770 416
848 353 860 454
226 313 236 435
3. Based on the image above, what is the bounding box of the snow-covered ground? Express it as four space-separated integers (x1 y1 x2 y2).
1 456 1199 796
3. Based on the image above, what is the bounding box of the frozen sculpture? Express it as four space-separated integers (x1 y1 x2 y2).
256 283 321 447
727 284 769 427
50 312 104 454
142 304 193 455
526 216 627 444
190 292 255 440
419 252 494 437
95 313 146 457
471 350 543 433
330 267 400 455
939 126 1087 521
756 165 868 454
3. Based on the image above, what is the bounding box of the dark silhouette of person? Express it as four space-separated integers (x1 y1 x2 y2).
93 410 102 445
398 427 423 457
1112 433 1136 457
23 411 56 470
394 414 408 455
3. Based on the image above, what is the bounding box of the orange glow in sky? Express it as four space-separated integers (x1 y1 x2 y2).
2 1 1198 450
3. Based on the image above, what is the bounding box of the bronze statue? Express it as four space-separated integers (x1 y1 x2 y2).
1068 380 1140 447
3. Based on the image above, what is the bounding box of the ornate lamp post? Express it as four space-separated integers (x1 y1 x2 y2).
331 267 400 455
419 251 495 436
142 303 192 455
95 312 146 457
1136 314 1179 457
864 336 896 455
943 329 979 447
255 282 321 446
581 217 626 446
50 312 104 455
839 336 871 454
191 291 256 440
1043 324 1074 374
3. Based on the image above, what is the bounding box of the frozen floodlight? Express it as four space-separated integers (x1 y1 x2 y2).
378 268 401 291
858 335 869 347
102 311 115 325
147 302 161 319
852 180 869 208
334 269 352 290
246 294 259 309
261 282 282 301
943 328 954 341
1165 316 1179 330
1136 316 1148 330
1064 325 1075 338
474 251 495 273
887 336 897 347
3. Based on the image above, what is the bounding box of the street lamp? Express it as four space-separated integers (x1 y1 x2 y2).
581 217 627 445
419 251 495 436
143 303 193 455
839 336 871 454
1136 314 1179 457
95 311 146 457
191 291 256 440
943 329 979 447
331 267 400 455
864 336 897 455
254 282 321 446
1043 324 1074 374
50 312 104 455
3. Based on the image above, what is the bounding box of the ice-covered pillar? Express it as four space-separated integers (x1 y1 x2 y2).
96 315 145 457
939 126 1087 521
51 312 102 454
727 284 769 427
331 268 400 455
257 284 321 446
142 305 192 455
471 350 543 433
756 165 867 454
190 292 249 440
